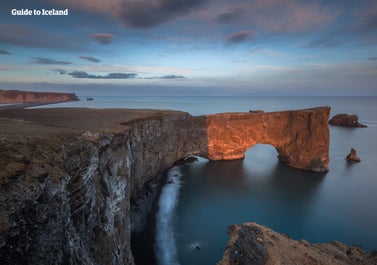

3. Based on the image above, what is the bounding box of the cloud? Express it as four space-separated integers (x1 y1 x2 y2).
215 9 242 24
160 75 185 79
225 31 255 45
49 0 118 14
51 69 67 75
90 33 115 45
250 47 288 57
117 0 209 28
144 75 186 79
0 23 80 50
79 56 101 63
0 49 11 55
368 57 377 60
300 38 342 49
32 57 72 65
68 71 137 79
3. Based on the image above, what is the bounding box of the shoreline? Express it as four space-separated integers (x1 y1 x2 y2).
0 101 73 110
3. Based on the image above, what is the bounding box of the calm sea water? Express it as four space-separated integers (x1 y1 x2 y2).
37 96 377 264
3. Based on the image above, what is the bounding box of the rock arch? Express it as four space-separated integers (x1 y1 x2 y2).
199 107 330 173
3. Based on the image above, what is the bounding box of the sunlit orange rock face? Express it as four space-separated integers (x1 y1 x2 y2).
0 89 79 103
203 107 330 172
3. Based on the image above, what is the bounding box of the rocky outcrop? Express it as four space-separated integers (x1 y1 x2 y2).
329 114 367 127
218 222 377 265
0 109 206 265
0 106 330 264
346 148 361 163
204 107 330 172
0 89 79 104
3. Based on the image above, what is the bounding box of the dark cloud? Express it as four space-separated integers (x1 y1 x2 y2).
68 71 137 79
32 57 72 65
117 0 208 28
159 75 185 79
0 49 11 55
215 9 242 24
368 57 377 60
79 56 101 63
90 33 115 45
51 69 67 75
225 31 254 45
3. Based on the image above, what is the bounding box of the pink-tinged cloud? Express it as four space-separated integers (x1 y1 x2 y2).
255 0 341 33
117 0 209 28
49 0 117 14
225 31 255 45
90 33 115 45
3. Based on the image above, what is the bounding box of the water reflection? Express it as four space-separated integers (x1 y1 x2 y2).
176 145 326 265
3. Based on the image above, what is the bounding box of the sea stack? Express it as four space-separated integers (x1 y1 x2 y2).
346 148 361 163
329 113 367 127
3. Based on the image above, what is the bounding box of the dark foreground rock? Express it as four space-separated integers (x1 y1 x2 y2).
329 114 367 127
218 223 377 265
346 148 361 163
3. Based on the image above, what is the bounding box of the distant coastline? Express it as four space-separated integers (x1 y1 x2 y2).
0 89 79 109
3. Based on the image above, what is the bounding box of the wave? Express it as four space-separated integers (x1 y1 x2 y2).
155 166 183 265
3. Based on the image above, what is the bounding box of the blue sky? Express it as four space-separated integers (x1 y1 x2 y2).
1 0 377 96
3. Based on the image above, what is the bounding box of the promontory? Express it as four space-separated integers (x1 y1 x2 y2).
0 106 349 265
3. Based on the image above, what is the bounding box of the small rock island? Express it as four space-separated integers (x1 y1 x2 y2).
329 113 367 127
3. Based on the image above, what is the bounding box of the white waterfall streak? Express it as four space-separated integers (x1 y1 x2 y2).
155 167 182 265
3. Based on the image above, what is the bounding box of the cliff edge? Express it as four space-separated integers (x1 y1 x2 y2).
0 107 331 264
0 89 79 104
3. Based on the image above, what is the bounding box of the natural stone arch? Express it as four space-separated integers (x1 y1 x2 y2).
199 107 330 173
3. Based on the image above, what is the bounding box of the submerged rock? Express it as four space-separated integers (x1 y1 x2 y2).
346 148 361 163
329 114 367 127
218 222 377 265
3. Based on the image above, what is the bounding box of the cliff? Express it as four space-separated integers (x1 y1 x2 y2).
0 107 330 264
0 108 205 265
204 107 330 172
0 89 79 104
218 223 377 265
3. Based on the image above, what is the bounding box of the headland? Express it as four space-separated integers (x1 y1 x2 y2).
1 106 373 265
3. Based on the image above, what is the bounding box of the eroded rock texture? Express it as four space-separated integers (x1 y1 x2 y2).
218 223 377 265
204 107 330 172
0 109 205 265
0 106 330 264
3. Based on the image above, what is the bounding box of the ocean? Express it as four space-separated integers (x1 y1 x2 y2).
35 96 377 264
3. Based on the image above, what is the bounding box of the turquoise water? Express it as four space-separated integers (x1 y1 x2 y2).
36 96 377 264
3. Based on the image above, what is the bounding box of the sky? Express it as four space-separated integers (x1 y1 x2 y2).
0 0 377 96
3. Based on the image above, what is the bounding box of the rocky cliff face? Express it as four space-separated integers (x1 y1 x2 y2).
0 106 330 264
204 107 330 172
0 89 79 104
218 223 377 265
0 110 205 265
